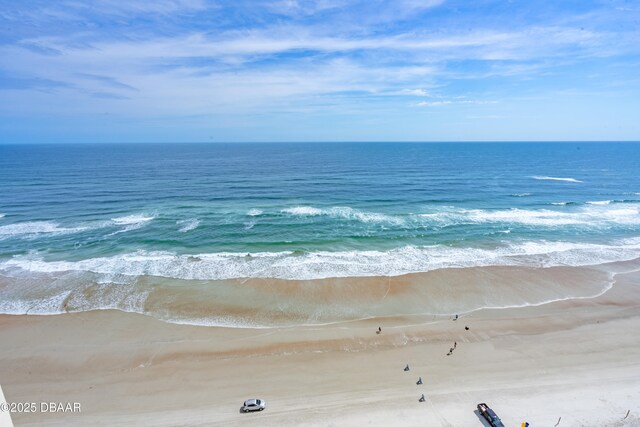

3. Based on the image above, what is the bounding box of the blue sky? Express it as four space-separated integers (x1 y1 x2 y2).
0 0 639 142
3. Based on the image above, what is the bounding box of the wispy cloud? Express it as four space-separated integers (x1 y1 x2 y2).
76 74 138 92
415 99 497 107
1 0 639 141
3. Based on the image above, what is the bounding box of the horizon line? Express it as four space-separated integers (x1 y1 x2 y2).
1 140 639 145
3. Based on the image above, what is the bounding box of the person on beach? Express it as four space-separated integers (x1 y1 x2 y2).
454 341 457 348
376 326 381 334
416 377 422 385
419 394 425 402
404 364 410 371
465 326 469 330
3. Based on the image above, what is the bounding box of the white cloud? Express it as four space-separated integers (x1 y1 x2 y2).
397 0 446 11
415 99 497 107
400 89 430 96
0 19 619 120
1 0 639 142
63 0 208 16
415 100 451 107
267 0 347 16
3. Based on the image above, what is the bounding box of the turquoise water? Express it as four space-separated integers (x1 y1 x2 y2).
1 142 640 324
1 142 640 279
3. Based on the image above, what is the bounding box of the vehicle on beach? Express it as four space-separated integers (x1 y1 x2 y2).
241 399 266 412
477 403 505 427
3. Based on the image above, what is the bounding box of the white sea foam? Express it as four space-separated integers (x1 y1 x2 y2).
586 200 612 205
551 202 569 206
465 208 586 226
282 206 403 225
0 213 5 219
531 176 583 183
111 214 155 226
247 209 263 216
0 221 88 240
417 203 640 228
106 214 155 236
3 239 639 281
281 206 324 216
177 218 200 233
511 193 531 197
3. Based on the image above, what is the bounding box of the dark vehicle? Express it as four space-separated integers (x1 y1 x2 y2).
477 403 505 427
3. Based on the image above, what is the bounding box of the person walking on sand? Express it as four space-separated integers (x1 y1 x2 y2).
376 326 381 334
454 341 457 349
404 364 410 371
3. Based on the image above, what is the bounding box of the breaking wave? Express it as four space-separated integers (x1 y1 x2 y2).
111 214 155 226
419 204 640 227
177 218 200 233
0 221 89 240
281 206 404 225
105 214 155 236
2 239 639 281
531 176 583 183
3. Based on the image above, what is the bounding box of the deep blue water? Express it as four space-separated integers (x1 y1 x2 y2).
1 142 640 280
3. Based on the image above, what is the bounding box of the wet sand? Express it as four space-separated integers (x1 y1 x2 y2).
1 266 640 426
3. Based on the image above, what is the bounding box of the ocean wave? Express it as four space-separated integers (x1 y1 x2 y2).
465 208 585 226
0 213 159 241
511 193 531 197
3 239 639 281
0 221 89 240
531 176 583 183
106 214 155 236
111 214 155 226
246 208 263 216
418 204 640 227
177 218 200 233
586 200 612 205
282 206 404 225
281 206 323 216
0 213 5 219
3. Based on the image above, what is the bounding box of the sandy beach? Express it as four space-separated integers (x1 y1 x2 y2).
1 262 639 427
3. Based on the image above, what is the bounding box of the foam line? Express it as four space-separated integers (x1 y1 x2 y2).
0 221 89 240
2 239 640 281
531 176 583 183
177 218 200 233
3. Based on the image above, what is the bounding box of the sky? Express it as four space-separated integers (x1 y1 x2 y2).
0 0 639 143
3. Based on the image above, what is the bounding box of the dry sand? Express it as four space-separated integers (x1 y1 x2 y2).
1 268 640 426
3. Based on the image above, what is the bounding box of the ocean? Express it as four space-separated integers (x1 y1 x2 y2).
1 142 639 326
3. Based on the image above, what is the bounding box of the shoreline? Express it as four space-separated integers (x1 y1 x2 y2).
3 259 637 328
1 268 640 425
